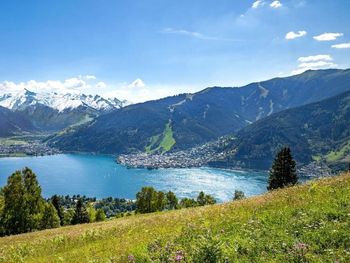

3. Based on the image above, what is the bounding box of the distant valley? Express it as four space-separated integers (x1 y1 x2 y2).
1 69 350 171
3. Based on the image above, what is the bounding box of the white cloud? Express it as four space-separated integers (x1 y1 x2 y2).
270 1 282 8
85 75 96 80
0 76 95 95
252 0 264 9
313 32 343 41
96 81 107 89
298 54 332 62
0 75 205 104
292 54 337 75
161 28 238 42
103 80 200 103
128 78 146 89
64 77 86 89
297 61 337 69
0 76 202 104
285 30 307 40
332 42 350 49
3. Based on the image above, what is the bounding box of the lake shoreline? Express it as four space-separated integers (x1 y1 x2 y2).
0 153 268 202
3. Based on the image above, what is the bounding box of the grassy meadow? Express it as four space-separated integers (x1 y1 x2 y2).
0 173 349 262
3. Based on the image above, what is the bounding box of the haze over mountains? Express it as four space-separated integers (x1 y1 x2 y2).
48 69 350 157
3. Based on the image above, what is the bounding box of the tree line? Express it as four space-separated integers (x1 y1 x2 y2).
135 187 216 213
0 167 107 236
0 167 217 236
0 147 314 237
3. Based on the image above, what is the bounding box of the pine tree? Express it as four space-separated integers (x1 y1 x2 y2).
197 191 216 206
71 199 90 224
166 191 178 210
51 195 64 226
40 202 60 229
197 191 206 206
268 147 298 190
156 191 166 211
233 190 245 201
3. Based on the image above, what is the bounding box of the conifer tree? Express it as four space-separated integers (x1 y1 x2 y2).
51 195 64 226
166 191 178 210
71 198 90 224
268 147 298 190
233 190 245 201
197 191 216 206
40 202 60 229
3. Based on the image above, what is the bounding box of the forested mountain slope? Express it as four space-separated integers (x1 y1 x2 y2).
49 69 350 154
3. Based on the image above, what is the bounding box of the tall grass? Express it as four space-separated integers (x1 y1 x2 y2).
0 173 349 262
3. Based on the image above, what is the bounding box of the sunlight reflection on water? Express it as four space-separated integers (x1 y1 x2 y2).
0 154 267 202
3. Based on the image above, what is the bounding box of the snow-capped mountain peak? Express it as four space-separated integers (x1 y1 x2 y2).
0 88 127 112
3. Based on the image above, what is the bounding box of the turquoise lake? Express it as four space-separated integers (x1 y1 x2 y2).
0 154 268 202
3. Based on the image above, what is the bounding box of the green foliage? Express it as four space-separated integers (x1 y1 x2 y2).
71 199 90 225
87 204 97 223
166 191 178 210
136 187 162 213
40 202 60 230
233 190 245 201
95 209 106 222
326 141 350 163
155 191 166 211
51 195 64 226
2 168 43 235
179 198 198 208
145 121 176 154
94 197 136 217
1 173 350 262
63 208 75 226
197 191 216 206
268 147 298 190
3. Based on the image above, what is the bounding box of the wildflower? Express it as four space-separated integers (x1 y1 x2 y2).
128 255 136 262
293 243 309 257
175 254 184 262
175 250 184 261
294 243 308 250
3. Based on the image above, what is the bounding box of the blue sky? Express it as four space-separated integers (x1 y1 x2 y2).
0 0 350 102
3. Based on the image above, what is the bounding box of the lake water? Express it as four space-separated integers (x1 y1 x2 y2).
0 154 268 202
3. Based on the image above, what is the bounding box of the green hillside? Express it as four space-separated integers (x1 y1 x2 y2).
210 89 350 170
48 69 350 155
145 121 176 154
1 173 350 262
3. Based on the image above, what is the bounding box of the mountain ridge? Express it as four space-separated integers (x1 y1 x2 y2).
48 68 350 154
0 88 128 132
209 88 350 170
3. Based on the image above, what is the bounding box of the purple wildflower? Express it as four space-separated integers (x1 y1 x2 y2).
128 255 136 262
175 254 183 261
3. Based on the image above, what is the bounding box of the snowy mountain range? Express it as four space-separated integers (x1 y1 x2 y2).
0 88 128 112
0 88 130 132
